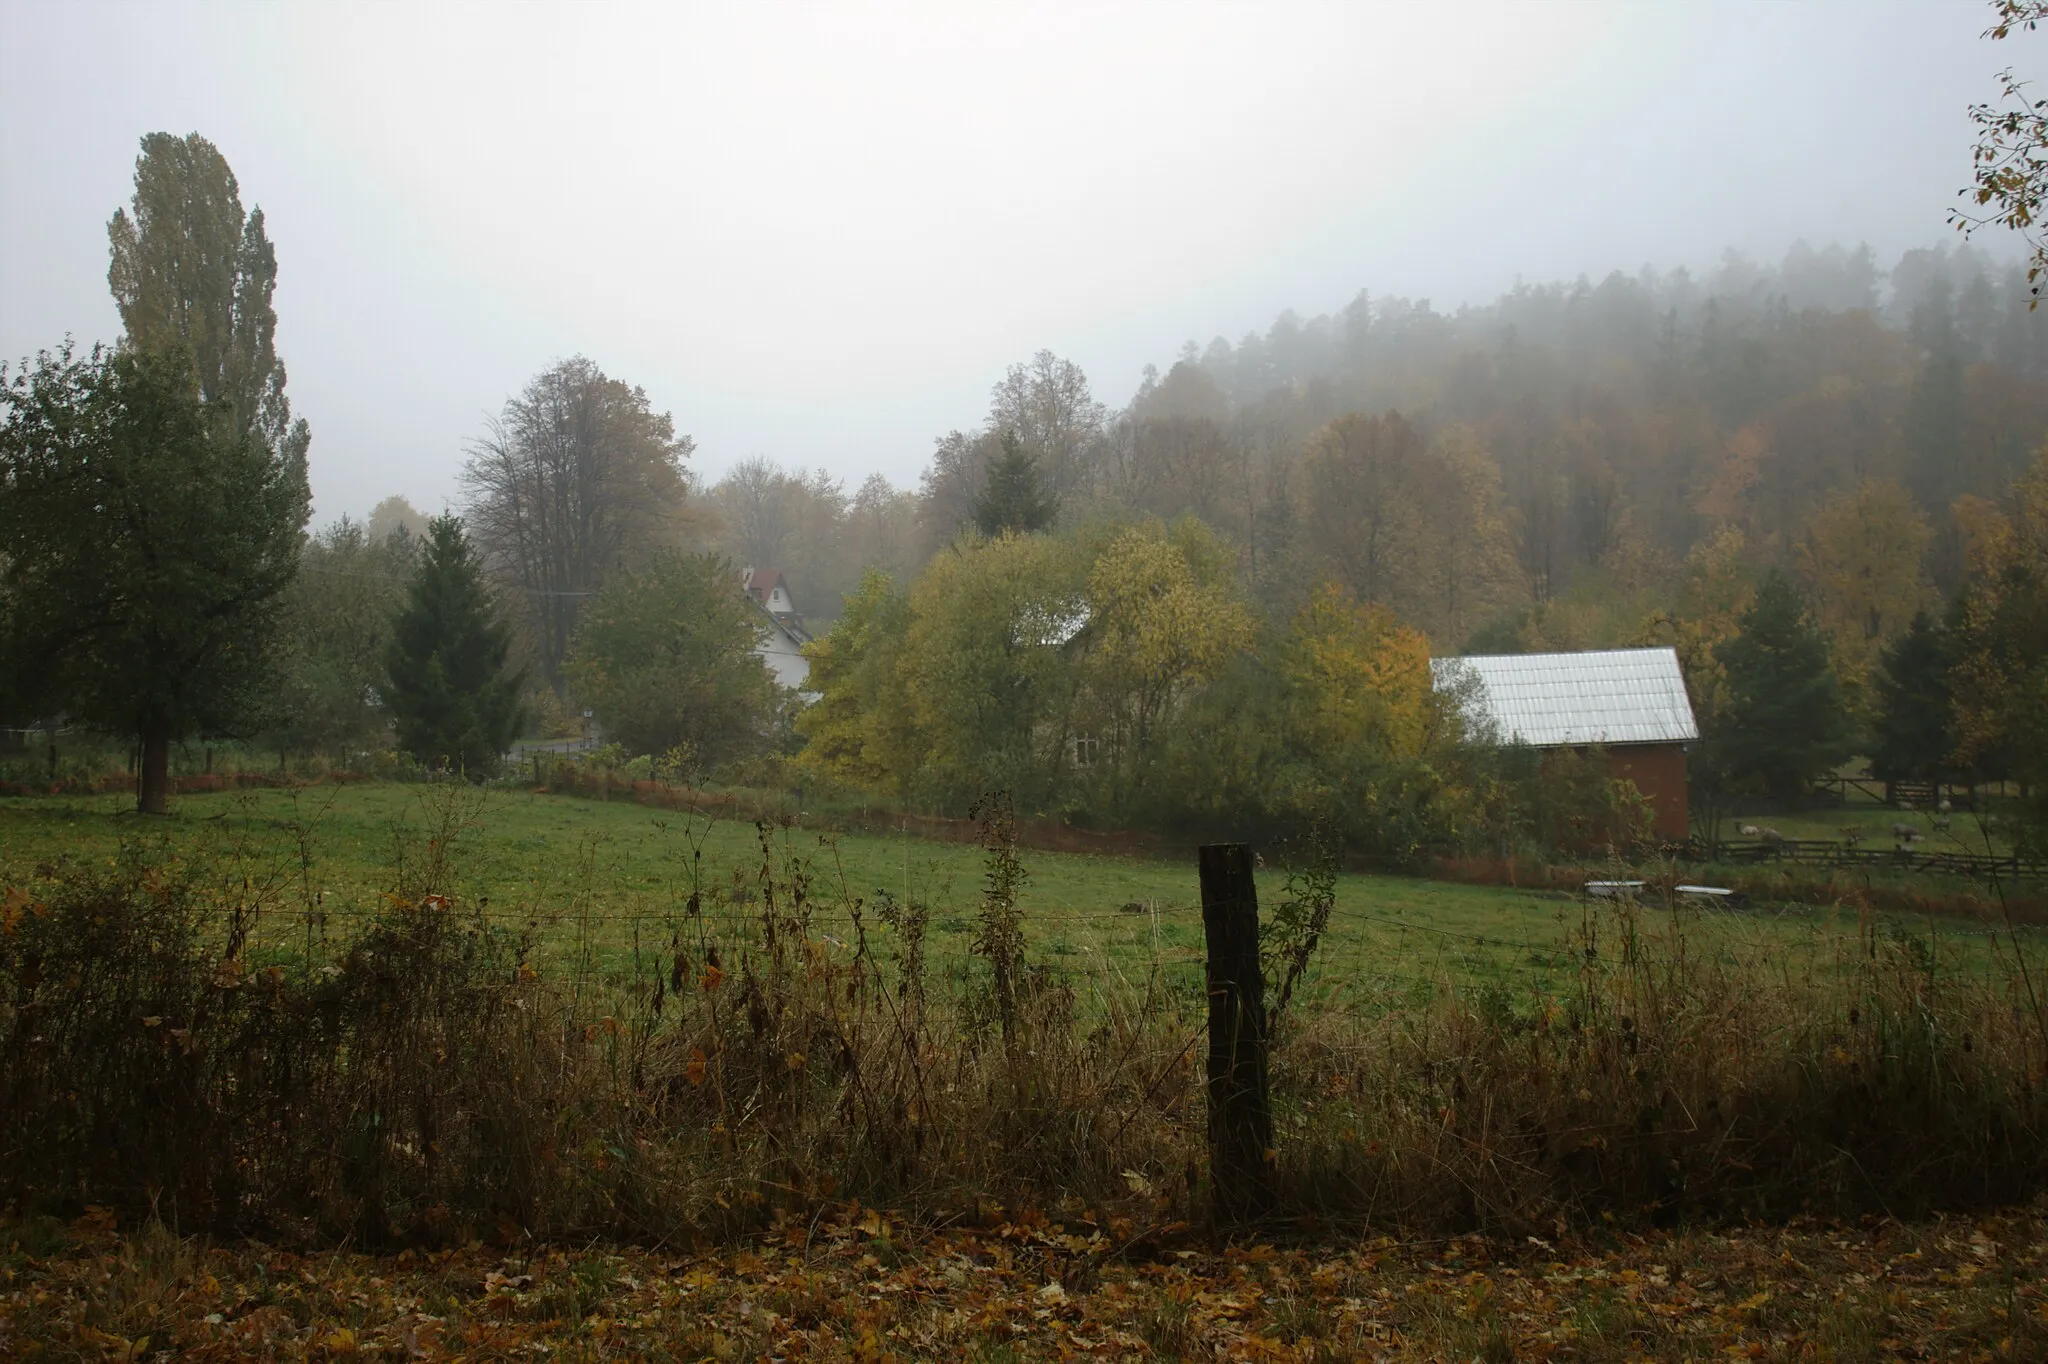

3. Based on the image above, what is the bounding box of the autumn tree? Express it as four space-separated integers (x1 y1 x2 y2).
709 458 846 572
1129 359 1230 425
1271 585 1460 860
1947 445 2048 848
901 532 1090 808
709 456 796 570
1283 585 1436 763
384 515 525 778
1796 479 1934 716
1110 414 1239 533
705 458 868 619
1294 412 1525 638
800 525 1256 816
1295 411 1427 610
565 552 780 769
462 358 693 689
0 345 309 813
1636 525 1758 842
843 473 921 585
1954 0 2048 298
795 569 919 794
1692 424 1776 546
988 350 1106 500
1076 520 1256 793
1414 426 1525 644
366 495 430 543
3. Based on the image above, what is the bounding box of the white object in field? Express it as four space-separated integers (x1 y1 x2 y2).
1584 880 1646 898
1675 885 1735 898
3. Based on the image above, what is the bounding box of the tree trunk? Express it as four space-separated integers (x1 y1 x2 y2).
138 728 171 815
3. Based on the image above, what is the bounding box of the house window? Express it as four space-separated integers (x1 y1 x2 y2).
1069 735 1100 768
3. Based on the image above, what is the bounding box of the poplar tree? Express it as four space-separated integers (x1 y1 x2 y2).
384 516 525 778
107 132 310 468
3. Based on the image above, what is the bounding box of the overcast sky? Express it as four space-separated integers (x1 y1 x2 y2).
0 1 2033 522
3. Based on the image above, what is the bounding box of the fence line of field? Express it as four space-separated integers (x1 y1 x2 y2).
1807 776 2017 808
1699 837 2048 881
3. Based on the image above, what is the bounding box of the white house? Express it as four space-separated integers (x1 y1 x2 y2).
744 567 813 693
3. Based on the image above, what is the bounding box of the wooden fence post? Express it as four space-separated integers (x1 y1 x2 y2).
1199 843 1274 1223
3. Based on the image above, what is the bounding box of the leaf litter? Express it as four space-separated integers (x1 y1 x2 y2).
4 1200 2045 1360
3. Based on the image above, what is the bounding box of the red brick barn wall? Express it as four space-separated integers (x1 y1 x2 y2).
1604 743 1690 842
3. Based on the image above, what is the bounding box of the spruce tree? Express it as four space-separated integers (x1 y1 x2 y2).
1869 609 1956 788
972 432 1058 537
1711 569 1853 802
384 515 525 778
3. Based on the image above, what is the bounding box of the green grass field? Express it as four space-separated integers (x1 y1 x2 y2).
0 782 2028 1009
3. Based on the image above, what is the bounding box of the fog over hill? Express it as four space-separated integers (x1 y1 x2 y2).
0 1 2031 518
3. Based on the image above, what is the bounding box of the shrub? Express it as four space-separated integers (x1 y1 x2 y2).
1271 894 2048 1227
0 804 595 1242
3 794 2045 1245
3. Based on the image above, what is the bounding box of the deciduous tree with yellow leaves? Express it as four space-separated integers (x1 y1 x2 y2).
794 569 918 796
1282 584 1435 762
1078 520 1256 783
1796 479 1935 721
1947 444 2048 851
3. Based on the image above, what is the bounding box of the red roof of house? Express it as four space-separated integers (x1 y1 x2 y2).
746 567 784 598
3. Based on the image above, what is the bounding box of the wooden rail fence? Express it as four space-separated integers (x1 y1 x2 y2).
1696 837 2048 881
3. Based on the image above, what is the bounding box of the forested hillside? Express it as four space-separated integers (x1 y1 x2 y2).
711 242 2048 643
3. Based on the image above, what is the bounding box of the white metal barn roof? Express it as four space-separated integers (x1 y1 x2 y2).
1429 647 1699 748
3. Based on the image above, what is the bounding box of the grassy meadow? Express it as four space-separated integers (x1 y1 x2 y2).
0 780 2030 1010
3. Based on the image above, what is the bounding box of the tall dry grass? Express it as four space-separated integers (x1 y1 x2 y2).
1275 892 2048 1228
2 784 2044 1246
